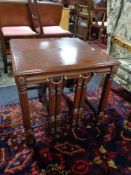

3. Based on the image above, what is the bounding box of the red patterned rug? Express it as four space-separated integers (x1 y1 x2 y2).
0 83 131 175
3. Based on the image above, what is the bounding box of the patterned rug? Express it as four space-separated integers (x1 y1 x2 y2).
0 83 131 175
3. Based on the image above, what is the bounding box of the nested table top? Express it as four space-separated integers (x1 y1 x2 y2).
10 38 118 76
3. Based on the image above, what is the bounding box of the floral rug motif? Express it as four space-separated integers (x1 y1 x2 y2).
0 83 131 175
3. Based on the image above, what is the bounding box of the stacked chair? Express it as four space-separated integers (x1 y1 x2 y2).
74 0 107 42
0 0 73 73
74 0 92 40
0 1 38 73
89 1 107 43
29 0 73 38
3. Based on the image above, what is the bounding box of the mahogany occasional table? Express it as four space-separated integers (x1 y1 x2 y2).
10 38 119 146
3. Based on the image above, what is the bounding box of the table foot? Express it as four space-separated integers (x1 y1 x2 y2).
97 111 104 119
26 129 36 147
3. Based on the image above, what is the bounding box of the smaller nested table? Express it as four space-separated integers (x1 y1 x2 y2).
10 38 119 145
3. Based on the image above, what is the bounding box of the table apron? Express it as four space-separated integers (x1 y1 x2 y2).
26 67 111 85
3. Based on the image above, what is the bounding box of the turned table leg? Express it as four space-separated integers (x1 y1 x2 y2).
16 76 34 147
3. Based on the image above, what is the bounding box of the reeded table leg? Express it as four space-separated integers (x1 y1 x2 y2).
55 78 63 133
72 78 83 128
16 76 35 147
97 66 118 121
48 80 56 134
1 38 8 73
72 74 93 129
48 77 63 135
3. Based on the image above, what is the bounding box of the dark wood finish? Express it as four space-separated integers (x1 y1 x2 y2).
30 1 73 38
10 38 119 144
48 77 64 134
55 78 64 132
48 79 56 134
97 66 118 119
28 0 43 36
74 0 92 40
0 2 32 27
15 76 35 146
0 1 73 73
72 78 83 127
72 73 93 127
89 6 107 43
0 1 38 73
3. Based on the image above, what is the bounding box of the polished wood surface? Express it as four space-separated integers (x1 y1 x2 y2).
10 38 119 146
29 1 73 37
0 1 32 27
0 1 72 73
0 1 38 73
10 38 118 75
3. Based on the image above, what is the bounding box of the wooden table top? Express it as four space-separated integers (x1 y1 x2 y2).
10 38 118 76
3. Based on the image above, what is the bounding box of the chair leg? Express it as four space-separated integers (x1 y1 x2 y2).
84 21 90 41
38 83 48 104
98 28 104 43
74 15 79 37
84 27 89 41
88 25 92 43
1 39 8 73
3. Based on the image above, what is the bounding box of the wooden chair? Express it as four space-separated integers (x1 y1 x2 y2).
0 1 38 73
88 4 107 43
31 1 73 38
74 0 92 40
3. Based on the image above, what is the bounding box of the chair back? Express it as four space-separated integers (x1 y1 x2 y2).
38 2 63 27
0 1 32 27
74 0 92 40
30 2 63 35
92 0 107 8
91 7 107 26
28 0 43 33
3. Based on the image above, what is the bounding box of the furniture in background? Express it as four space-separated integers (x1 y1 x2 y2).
0 1 73 73
111 36 131 91
89 6 107 43
73 0 107 42
107 0 131 92
10 38 119 146
111 36 131 143
74 0 92 40
30 1 73 38
0 1 38 73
